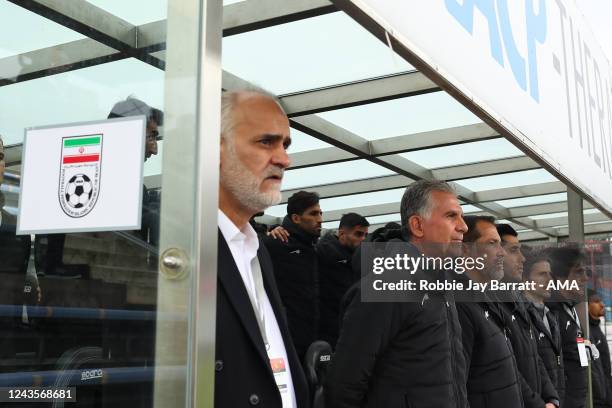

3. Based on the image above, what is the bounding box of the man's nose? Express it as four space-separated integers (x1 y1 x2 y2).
272 146 290 169
457 218 468 233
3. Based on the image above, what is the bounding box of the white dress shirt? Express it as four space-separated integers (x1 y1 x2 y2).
218 210 297 408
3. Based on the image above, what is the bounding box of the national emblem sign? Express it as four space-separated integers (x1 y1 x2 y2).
58 134 103 218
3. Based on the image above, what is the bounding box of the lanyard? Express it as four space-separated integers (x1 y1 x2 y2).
247 256 269 350
562 303 583 336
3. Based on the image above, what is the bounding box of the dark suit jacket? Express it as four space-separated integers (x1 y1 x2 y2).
0 208 31 276
215 230 309 408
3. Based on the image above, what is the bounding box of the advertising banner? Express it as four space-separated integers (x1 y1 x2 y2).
336 0 612 214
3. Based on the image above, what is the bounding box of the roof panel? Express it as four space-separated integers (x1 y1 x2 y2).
493 193 568 208
0 58 164 145
289 128 332 152
222 12 413 95
529 208 601 220
282 159 394 191
456 169 557 192
401 139 522 168
366 214 401 225
316 92 480 140
0 2 85 59
86 0 167 25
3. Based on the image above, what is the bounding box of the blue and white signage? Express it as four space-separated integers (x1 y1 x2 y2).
339 0 612 214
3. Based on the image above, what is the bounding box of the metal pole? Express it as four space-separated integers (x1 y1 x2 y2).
192 0 223 406
153 0 222 407
567 187 592 408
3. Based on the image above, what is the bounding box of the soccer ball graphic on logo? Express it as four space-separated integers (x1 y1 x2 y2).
65 174 93 208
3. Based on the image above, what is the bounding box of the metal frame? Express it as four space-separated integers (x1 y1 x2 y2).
2 0 610 240
2 2 612 407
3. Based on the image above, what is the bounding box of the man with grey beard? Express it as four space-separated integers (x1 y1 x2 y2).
215 90 309 408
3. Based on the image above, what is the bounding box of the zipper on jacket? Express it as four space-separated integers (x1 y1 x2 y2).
445 300 460 406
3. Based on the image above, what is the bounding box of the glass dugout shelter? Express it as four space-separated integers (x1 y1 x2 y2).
0 0 611 407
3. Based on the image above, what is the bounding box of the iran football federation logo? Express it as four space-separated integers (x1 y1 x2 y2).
58 134 102 218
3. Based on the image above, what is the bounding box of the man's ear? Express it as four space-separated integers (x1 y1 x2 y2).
408 215 424 238
290 214 300 224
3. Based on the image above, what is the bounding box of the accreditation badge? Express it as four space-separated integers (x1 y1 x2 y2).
270 357 291 406
576 337 589 367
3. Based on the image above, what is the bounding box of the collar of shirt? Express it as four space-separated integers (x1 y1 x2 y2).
218 210 259 261
530 299 549 316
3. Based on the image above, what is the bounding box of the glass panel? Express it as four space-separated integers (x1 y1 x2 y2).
456 169 557 192
282 160 394 191
493 193 567 208
288 128 332 153
0 58 164 145
462 204 482 213
366 213 402 225
529 208 601 220
401 139 522 169
0 2 85 59
0 0 201 406
317 92 481 140
85 1 167 25
222 12 413 94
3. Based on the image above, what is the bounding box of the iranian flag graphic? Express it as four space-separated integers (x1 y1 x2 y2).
59 133 103 218
62 135 101 164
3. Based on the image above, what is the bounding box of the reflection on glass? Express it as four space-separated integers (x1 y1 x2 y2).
0 2 85 59
0 2 178 407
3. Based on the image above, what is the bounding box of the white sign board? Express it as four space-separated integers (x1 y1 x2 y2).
338 0 612 214
17 116 146 234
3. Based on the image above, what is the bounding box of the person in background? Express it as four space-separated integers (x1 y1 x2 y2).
523 248 565 405
263 190 322 361
546 246 589 408
457 215 524 408
108 96 164 248
496 224 559 408
588 288 612 408
317 212 369 349
0 134 35 366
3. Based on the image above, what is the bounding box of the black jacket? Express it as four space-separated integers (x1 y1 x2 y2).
589 316 612 408
0 204 33 361
216 230 309 408
457 283 523 408
262 216 319 360
546 300 588 408
325 239 469 408
0 207 31 276
526 301 565 405
316 232 358 349
499 296 559 408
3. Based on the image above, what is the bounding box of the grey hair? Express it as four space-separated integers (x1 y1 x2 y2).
220 89 285 142
400 179 456 236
